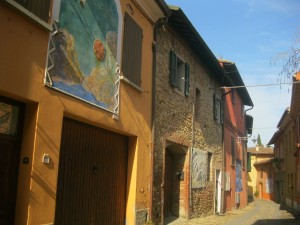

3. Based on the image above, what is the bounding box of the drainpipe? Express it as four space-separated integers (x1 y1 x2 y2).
244 105 253 205
150 16 168 222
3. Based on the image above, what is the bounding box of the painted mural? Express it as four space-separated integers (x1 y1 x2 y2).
46 0 119 112
192 148 207 188
236 160 242 192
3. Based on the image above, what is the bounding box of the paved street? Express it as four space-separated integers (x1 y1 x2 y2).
166 199 300 225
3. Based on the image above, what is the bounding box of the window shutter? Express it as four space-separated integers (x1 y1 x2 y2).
220 99 224 124
15 0 51 22
231 137 235 165
169 50 177 87
247 152 251 172
122 13 143 86
185 63 190 96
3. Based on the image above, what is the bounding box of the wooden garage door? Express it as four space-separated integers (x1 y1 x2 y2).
55 118 128 225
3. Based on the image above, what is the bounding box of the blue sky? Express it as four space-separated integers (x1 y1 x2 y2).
166 0 300 147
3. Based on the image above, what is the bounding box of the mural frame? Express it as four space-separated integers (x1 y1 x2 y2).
45 0 123 115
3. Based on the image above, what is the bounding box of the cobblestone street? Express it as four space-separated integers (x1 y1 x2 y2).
166 199 300 225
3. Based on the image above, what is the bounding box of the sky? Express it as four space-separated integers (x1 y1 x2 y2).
166 0 300 147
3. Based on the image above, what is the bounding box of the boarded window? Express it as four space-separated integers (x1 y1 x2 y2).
169 50 190 96
14 0 51 22
122 13 143 86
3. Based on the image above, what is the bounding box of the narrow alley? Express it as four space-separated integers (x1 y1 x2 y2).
166 199 300 225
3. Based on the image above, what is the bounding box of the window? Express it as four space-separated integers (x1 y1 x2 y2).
122 13 143 87
231 137 236 166
241 103 245 117
195 88 201 122
0 102 20 136
213 94 223 123
169 50 190 96
8 0 51 22
247 152 251 172
207 152 213 181
232 89 236 104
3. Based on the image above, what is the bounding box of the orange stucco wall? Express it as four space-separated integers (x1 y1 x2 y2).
0 1 156 224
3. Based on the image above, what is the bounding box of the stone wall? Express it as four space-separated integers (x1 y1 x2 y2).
152 25 223 223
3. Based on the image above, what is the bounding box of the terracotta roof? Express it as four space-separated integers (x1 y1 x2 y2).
219 59 254 106
248 146 274 154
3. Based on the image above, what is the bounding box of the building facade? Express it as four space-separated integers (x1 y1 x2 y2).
152 6 230 223
269 73 300 212
253 159 274 200
247 146 274 200
220 60 254 212
0 0 168 224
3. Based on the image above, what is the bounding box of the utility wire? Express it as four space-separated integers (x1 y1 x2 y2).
220 80 300 89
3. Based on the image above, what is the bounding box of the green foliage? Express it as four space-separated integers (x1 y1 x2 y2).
257 134 263 146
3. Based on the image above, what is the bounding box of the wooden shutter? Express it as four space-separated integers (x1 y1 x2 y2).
220 99 224 124
185 63 190 96
247 152 251 172
231 137 235 165
15 0 50 22
122 13 143 86
169 50 177 87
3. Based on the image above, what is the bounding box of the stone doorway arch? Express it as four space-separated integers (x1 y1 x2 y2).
164 143 188 220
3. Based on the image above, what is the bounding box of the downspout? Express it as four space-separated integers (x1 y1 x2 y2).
244 105 253 205
150 17 168 222
189 55 196 215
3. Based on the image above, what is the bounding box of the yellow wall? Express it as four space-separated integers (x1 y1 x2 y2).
247 153 273 197
0 1 156 224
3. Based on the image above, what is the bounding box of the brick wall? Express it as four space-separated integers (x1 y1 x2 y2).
152 25 223 223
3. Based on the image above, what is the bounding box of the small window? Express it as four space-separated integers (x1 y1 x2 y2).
232 89 236 104
213 94 222 123
0 102 20 136
169 50 190 96
11 0 51 22
207 152 213 181
247 152 251 172
195 88 201 123
241 103 245 117
231 137 236 166
122 13 143 87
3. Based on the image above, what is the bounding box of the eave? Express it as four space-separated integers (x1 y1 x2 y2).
167 5 230 86
219 60 254 106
